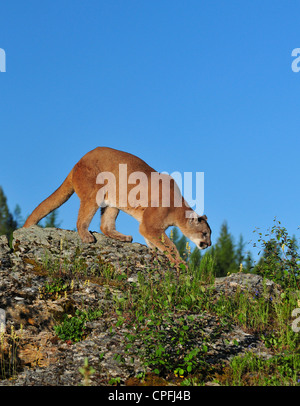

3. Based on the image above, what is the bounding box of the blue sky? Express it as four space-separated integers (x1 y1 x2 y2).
0 0 299 260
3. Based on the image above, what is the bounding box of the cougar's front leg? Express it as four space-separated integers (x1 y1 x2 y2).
139 222 185 267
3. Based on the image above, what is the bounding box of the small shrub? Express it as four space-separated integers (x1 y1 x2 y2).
54 308 103 342
253 218 300 289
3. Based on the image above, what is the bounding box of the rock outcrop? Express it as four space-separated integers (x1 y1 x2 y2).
0 226 280 386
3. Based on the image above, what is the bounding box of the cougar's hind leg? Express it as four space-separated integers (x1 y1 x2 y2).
100 207 133 242
77 199 99 243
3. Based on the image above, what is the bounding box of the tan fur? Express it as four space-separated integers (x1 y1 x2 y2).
23 147 211 266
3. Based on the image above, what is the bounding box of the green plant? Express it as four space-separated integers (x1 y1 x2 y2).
43 278 71 297
198 251 215 284
216 352 300 386
253 218 300 289
54 308 103 342
108 376 121 385
79 357 96 386
143 325 201 376
0 327 22 380
124 310 209 378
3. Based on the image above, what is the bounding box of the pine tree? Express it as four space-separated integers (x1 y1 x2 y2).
0 187 17 237
13 204 24 228
243 250 254 273
41 210 62 228
235 235 245 268
235 234 254 272
212 221 237 277
169 227 188 257
189 246 201 269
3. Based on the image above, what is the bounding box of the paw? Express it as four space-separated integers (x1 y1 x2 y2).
80 232 96 243
124 235 133 243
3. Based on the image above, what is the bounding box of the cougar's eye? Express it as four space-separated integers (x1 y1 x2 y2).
203 232 207 237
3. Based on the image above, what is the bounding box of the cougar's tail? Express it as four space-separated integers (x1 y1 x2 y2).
23 169 74 227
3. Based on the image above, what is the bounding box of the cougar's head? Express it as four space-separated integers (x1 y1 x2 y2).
184 213 212 250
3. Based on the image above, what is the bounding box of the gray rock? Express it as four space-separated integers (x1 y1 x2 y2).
214 272 282 300
0 226 276 386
